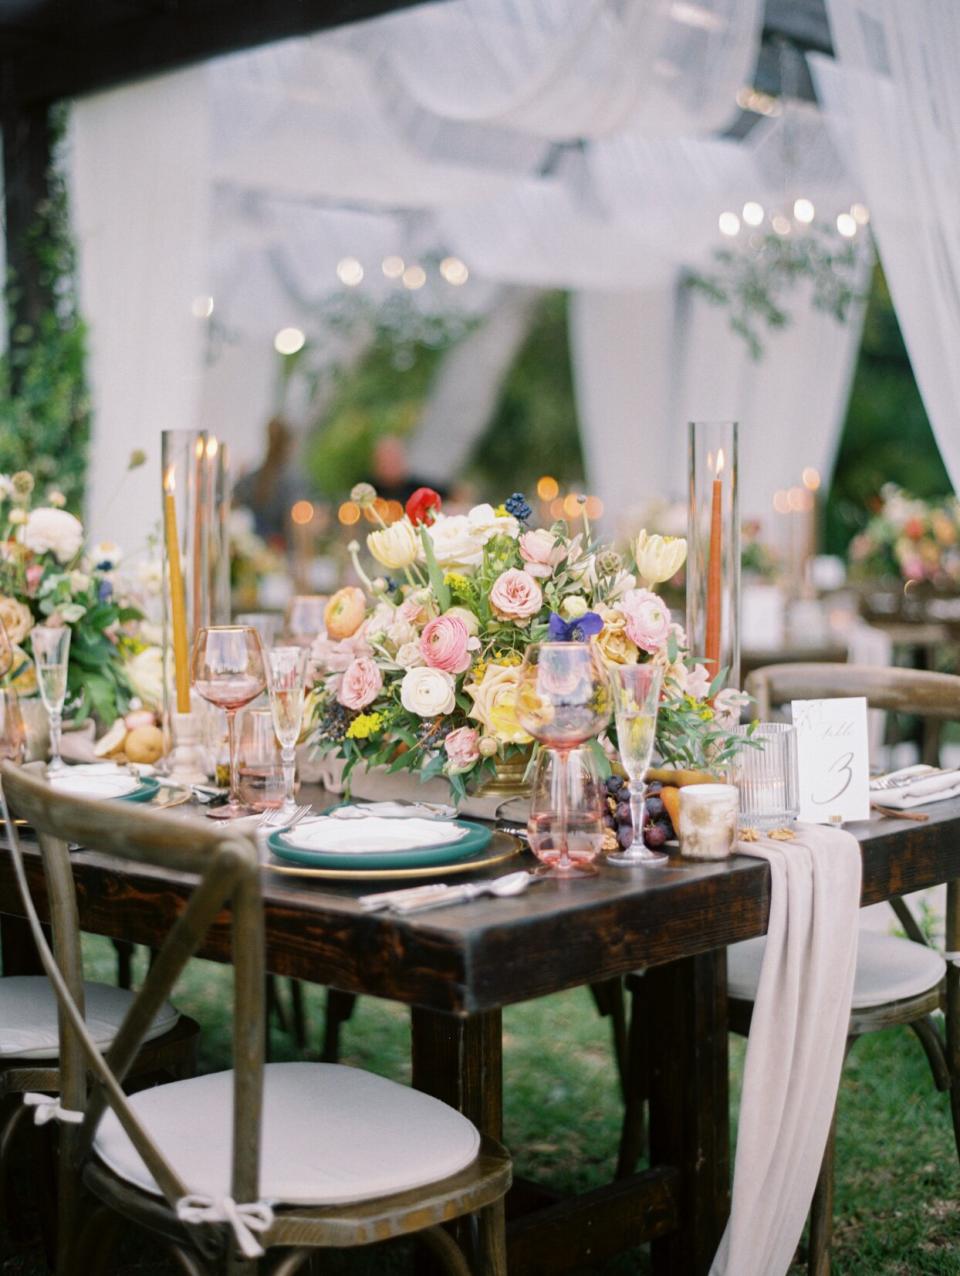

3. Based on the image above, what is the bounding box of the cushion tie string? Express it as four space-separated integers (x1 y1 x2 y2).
23 1093 84 1127
942 951 960 967
176 1194 275 1259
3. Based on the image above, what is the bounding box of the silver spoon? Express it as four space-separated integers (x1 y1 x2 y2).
391 871 538 914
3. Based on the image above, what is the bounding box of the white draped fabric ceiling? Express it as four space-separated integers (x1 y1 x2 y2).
63 0 886 553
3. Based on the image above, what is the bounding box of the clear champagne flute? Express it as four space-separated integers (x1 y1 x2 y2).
515 642 612 878
607 663 665 866
266 645 307 821
31 625 71 774
191 626 267 819
285 595 328 646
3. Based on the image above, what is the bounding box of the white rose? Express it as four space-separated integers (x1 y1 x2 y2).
426 515 485 571
69 570 91 594
22 508 84 563
400 665 456 716
395 641 426 669
387 617 419 648
467 503 520 542
125 646 164 710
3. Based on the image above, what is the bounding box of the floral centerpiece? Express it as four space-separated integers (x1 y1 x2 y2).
848 484 960 589
307 485 746 801
0 470 141 724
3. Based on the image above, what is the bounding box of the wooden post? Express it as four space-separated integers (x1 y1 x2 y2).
1 96 54 383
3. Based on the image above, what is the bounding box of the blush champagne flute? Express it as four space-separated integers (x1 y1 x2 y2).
191 626 267 819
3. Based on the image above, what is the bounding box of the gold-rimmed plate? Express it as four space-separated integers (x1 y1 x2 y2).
264 831 523 881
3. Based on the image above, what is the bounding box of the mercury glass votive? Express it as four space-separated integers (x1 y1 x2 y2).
678 784 739 860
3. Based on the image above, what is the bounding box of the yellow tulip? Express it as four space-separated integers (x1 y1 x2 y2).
635 530 687 587
366 518 420 571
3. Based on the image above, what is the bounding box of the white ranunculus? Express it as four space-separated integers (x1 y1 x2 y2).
467 503 520 542
91 540 122 569
22 508 84 563
426 515 485 571
400 665 456 717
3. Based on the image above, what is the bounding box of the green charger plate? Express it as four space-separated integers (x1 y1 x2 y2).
119 776 162 803
268 818 492 871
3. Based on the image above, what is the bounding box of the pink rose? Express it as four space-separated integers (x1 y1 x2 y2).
620 588 671 654
420 614 472 674
444 726 480 771
489 568 543 622
311 630 372 674
337 657 383 710
519 528 565 579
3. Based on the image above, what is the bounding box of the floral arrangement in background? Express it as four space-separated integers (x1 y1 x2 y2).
307 485 747 799
229 507 286 610
0 470 142 724
741 520 780 580
848 484 960 589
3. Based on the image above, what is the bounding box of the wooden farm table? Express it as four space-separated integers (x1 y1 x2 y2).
3 790 960 1275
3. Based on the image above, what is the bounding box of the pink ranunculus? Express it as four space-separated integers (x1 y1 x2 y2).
620 588 671 654
518 528 565 579
420 614 472 674
337 657 383 710
444 725 480 771
489 568 543 622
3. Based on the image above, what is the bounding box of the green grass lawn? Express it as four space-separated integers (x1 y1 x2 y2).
3 936 960 1274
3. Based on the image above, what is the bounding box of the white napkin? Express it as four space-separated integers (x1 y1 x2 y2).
275 816 466 855
870 766 960 809
711 823 861 1276
329 801 457 821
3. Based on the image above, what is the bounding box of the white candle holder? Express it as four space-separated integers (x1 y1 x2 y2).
166 710 209 785
678 783 739 860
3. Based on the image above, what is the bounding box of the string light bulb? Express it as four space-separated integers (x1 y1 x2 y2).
718 211 741 237
336 257 364 287
274 327 305 355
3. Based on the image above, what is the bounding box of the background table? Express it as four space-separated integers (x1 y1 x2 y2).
3 791 960 1274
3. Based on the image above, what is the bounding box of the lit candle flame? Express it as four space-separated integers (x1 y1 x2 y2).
716 448 725 476
206 435 219 460
163 465 176 494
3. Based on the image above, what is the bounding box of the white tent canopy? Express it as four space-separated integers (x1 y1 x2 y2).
64 0 881 552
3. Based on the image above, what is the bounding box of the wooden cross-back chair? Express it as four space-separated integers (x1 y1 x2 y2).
0 761 511 1276
734 663 960 1274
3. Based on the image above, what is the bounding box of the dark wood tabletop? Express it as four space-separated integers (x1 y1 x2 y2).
2 790 957 1015
3 791 958 1275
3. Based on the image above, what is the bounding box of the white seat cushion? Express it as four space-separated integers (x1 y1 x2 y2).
94 1062 480 1206
0 976 180 1060
728 929 947 1011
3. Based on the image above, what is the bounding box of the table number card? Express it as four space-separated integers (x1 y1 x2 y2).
790 698 871 824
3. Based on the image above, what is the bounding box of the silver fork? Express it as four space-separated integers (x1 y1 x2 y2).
258 804 311 830
871 768 959 791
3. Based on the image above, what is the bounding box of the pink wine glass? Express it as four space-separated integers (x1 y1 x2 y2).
192 626 267 819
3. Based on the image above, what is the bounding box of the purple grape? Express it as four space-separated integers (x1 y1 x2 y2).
645 795 665 819
617 824 634 850
605 775 625 795
615 801 631 825
644 821 670 849
603 812 617 830
646 781 662 795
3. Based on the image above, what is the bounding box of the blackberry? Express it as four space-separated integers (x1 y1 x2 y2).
504 492 532 522
320 702 355 743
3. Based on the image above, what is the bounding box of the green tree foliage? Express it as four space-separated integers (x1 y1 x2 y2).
0 105 90 510
465 292 584 493
825 265 951 554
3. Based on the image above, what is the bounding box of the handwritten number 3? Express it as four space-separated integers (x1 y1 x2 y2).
815 752 854 806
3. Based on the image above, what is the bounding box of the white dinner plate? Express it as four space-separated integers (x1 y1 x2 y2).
49 770 141 800
276 816 468 856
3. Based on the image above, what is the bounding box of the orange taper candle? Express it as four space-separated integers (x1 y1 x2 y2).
705 449 724 676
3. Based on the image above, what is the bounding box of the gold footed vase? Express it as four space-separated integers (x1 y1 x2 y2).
475 750 533 799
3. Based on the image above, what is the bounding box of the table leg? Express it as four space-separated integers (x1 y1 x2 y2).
411 1006 503 1139
1 914 43 976
648 950 729 1276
